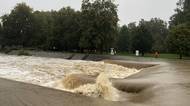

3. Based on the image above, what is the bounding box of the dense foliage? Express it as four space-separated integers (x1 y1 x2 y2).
167 24 190 59
80 0 118 53
116 18 168 55
1 3 35 47
0 0 189 57
116 25 130 52
131 20 153 56
0 24 2 46
168 0 190 59
0 1 118 53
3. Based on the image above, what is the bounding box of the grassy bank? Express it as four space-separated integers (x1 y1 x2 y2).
117 52 190 60
1 48 189 60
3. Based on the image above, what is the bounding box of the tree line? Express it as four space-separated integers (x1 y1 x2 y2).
117 18 169 56
117 0 190 58
0 0 189 58
168 0 190 59
0 0 118 53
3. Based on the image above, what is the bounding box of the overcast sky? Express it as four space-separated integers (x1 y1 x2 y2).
0 0 178 25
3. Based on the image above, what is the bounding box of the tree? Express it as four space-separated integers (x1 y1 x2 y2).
0 23 2 34
127 22 137 52
170 0 190 27
168 0 190 59
53 7 81 51
131 20 153 56
33 11 56 50
1 3 35 47
0 1 118 53
80 0 118 53
144 18 169 52
167 24 190 59
117 25 130 52
0 23 2 46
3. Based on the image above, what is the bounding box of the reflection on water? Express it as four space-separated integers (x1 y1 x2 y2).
0 54 140 101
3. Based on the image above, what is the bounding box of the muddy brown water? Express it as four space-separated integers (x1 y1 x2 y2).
0 58 190 106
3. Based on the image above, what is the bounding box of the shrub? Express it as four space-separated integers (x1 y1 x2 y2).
17 50 31 56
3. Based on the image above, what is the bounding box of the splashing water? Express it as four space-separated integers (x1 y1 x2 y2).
0 54 140 101
96 73 120 101
60 73 121 101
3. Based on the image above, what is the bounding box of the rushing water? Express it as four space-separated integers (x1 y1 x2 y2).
0 54 140 101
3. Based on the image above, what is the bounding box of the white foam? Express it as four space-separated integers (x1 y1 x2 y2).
0 54 140 101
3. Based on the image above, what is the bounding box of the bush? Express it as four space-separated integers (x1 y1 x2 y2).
0 48 12 54
17 50 31 56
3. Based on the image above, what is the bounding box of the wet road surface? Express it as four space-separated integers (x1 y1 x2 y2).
0 56 190 106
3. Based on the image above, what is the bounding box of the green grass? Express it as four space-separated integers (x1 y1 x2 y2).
117 52 135 56
145 53 190 60
117 52 190 60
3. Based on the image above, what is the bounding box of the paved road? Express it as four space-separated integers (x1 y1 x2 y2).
0 57 190 106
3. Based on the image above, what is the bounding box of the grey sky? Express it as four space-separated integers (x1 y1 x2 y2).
0 0 178 25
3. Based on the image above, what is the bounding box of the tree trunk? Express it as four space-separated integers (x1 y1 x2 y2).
100 46 104 54
179 53 182 59
141 51 144 56
100 50 103 54
1 45 5 50
80 48 84 53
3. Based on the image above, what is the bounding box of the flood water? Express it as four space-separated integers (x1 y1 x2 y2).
0 54 140 101
0 54 190 105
